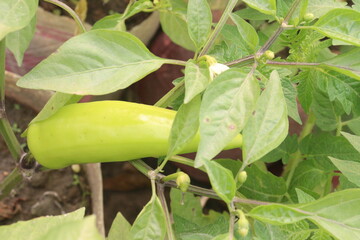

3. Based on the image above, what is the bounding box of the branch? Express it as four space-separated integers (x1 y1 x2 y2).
199 0 239 56
43 0 87 34
256 0 303 57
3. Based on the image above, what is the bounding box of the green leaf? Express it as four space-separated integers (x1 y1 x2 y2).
281 77 302 124
329 157 360 187
243 0 276 16
107 212 132 240
0 208 85 240
130 196 166 240
297 70 315 113
167 96 201 159
0 0 38 40
311 229 334 240
354 0 360 11
214 158 242 177
288 159 333 201
254 220 311 240
295 188 316 204
323 48 360 80
170 188 224 228
341 131 360 153
249 189 360 240
17 30 167 95
42 216 103 240
307 0 347 18
123 0 154 20
159 0 195 51
6 15 36 66
174 215 229 240
300 133 360 162
92 1 154 30
230 13 259 52
315 70 360 115
204 160 236 203
242 70 289 166
311 87 338 131
308 9 360 47
187 0 212 50
29 93 82 125
348 109 360 135
184 60 211 103
259 135 298 164
195 69 259 167
250 204 310 225
239 163 287 202
92 14 124 30
211 24 249 60
300 134 360 161
234 8 275 21
338 175 358 190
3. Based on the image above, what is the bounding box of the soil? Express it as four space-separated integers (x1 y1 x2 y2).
1 0 156 232
0 97 155 233
0 98 90 224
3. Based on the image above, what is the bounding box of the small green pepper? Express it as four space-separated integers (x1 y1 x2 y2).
27 101 242 169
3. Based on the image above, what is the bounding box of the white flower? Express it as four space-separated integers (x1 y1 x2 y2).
209 63 229 79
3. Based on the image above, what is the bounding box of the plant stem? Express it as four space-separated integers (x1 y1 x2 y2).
154 80 185 108
157 183 176 240
131 159 153 176
226 55 255 67
169 155 206 172
336 116 342 136
0 167 22 200
132 159 273 206
228 202 235 240
0 38 22 160
283 111 316 187
164 59 187 66
199 0 238 56
44 0 87 34
256 0 302 57
0 39 5 106
267 61 321 67
0 120 22 160
161 172 183 182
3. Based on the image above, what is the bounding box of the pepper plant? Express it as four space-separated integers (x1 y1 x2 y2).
1 0 360 239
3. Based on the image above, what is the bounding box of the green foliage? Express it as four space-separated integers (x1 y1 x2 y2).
195 69 259 167
17 30 168 95
308 9 360 46
184 60 211 103
6 16 36 66
0 0 38 40
159 0 196 51
167 95 201 159
187 0 212 50
242 70 288 166
239 163 287 202
243 0 276 16
249 189 360 239
107 212 132 240
0 208 98 240
2 0 360 239
130 195 167 240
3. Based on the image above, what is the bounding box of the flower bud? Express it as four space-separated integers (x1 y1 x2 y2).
237 171 247 185
176 172 191 192
71 164 81 173
304 13 314 22
236 210 249 237
264 50 275 60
